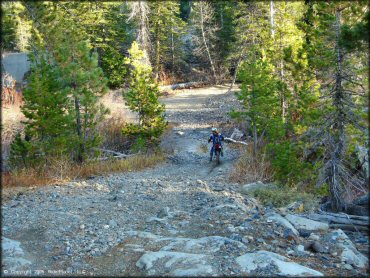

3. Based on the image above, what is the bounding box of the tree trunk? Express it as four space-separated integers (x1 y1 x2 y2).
253 118 258 157
280 61 286 123
155 29 160 81
137 1 151 66
171 23 175 77
329 8 345 212
278 15 288 136
270 0 275 38
200 4 217 84
71 46 83 163
220 4 224 29
74 95 83 163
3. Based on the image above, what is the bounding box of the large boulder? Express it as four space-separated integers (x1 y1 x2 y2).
323 229 368 268
285 214 329 232
356 145 368 180
136 251 215 276
266 212 299 236
236 250 323 276
2 237 32 271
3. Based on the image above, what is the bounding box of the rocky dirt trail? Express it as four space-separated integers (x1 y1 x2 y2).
2 85 369 276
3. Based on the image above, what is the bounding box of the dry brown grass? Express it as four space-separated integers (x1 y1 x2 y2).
98 116 129 152
3 152 166 188
229 146 274 184
2 89 170 189
2 105 25 169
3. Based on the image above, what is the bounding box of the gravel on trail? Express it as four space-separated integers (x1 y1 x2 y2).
2 85 368 276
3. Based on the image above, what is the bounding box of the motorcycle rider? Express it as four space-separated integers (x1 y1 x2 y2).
208 127 224 161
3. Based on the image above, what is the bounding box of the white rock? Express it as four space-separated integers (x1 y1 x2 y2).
308 233 320 241
146 217 166 223
356 145 369 179
285 214 329 231
326 229 368 268
266 212 299 236
160 236 247 255
230 128 244 140
2 237 32 271
208 203 248 214
341 245 368 268
236 250 323 276
136 251 214 276
176 131 185 136
297 245 305 252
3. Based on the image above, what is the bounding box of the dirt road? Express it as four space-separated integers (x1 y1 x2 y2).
2 85 367 276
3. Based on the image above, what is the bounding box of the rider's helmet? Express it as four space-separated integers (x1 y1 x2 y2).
212 127 218 133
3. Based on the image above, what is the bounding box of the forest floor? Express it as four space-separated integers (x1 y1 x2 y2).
2 85 369 276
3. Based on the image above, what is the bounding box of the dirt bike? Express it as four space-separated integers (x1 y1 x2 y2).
214 143 222 165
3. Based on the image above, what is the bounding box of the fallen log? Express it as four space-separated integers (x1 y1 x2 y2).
353 194 369 206
318 201 369 216
224 137 248 146
317 210 369 221
344 204 369 216
160 81 208 92
329 224 369 232
93 148 131 157
92 154 135 162
90 148 137 161
305 213 369 226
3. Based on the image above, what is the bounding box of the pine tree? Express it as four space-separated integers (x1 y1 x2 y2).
2 2 18 51
231 54 281 157
122 41 167 149
23 2 109 163
228 1 271 90
53 2 132 88
149 1 186 82
305 2 368 211
1 1 31 51
10 48 74 167
56 39 109 162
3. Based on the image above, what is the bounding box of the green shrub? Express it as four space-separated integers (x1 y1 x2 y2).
122 41 167 148
250 186 318 211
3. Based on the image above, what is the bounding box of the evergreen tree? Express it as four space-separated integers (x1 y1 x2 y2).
2 2 18 51
1 1 31 51
228 1 271 90
10 48 74 167
209 1 238 76
231 54 281 157
122 42 167 149
305 1 368 211
149 1 186 82
23 1 110 163
53 2 133 88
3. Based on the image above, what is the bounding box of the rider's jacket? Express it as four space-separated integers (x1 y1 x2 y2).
208 133 224 146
